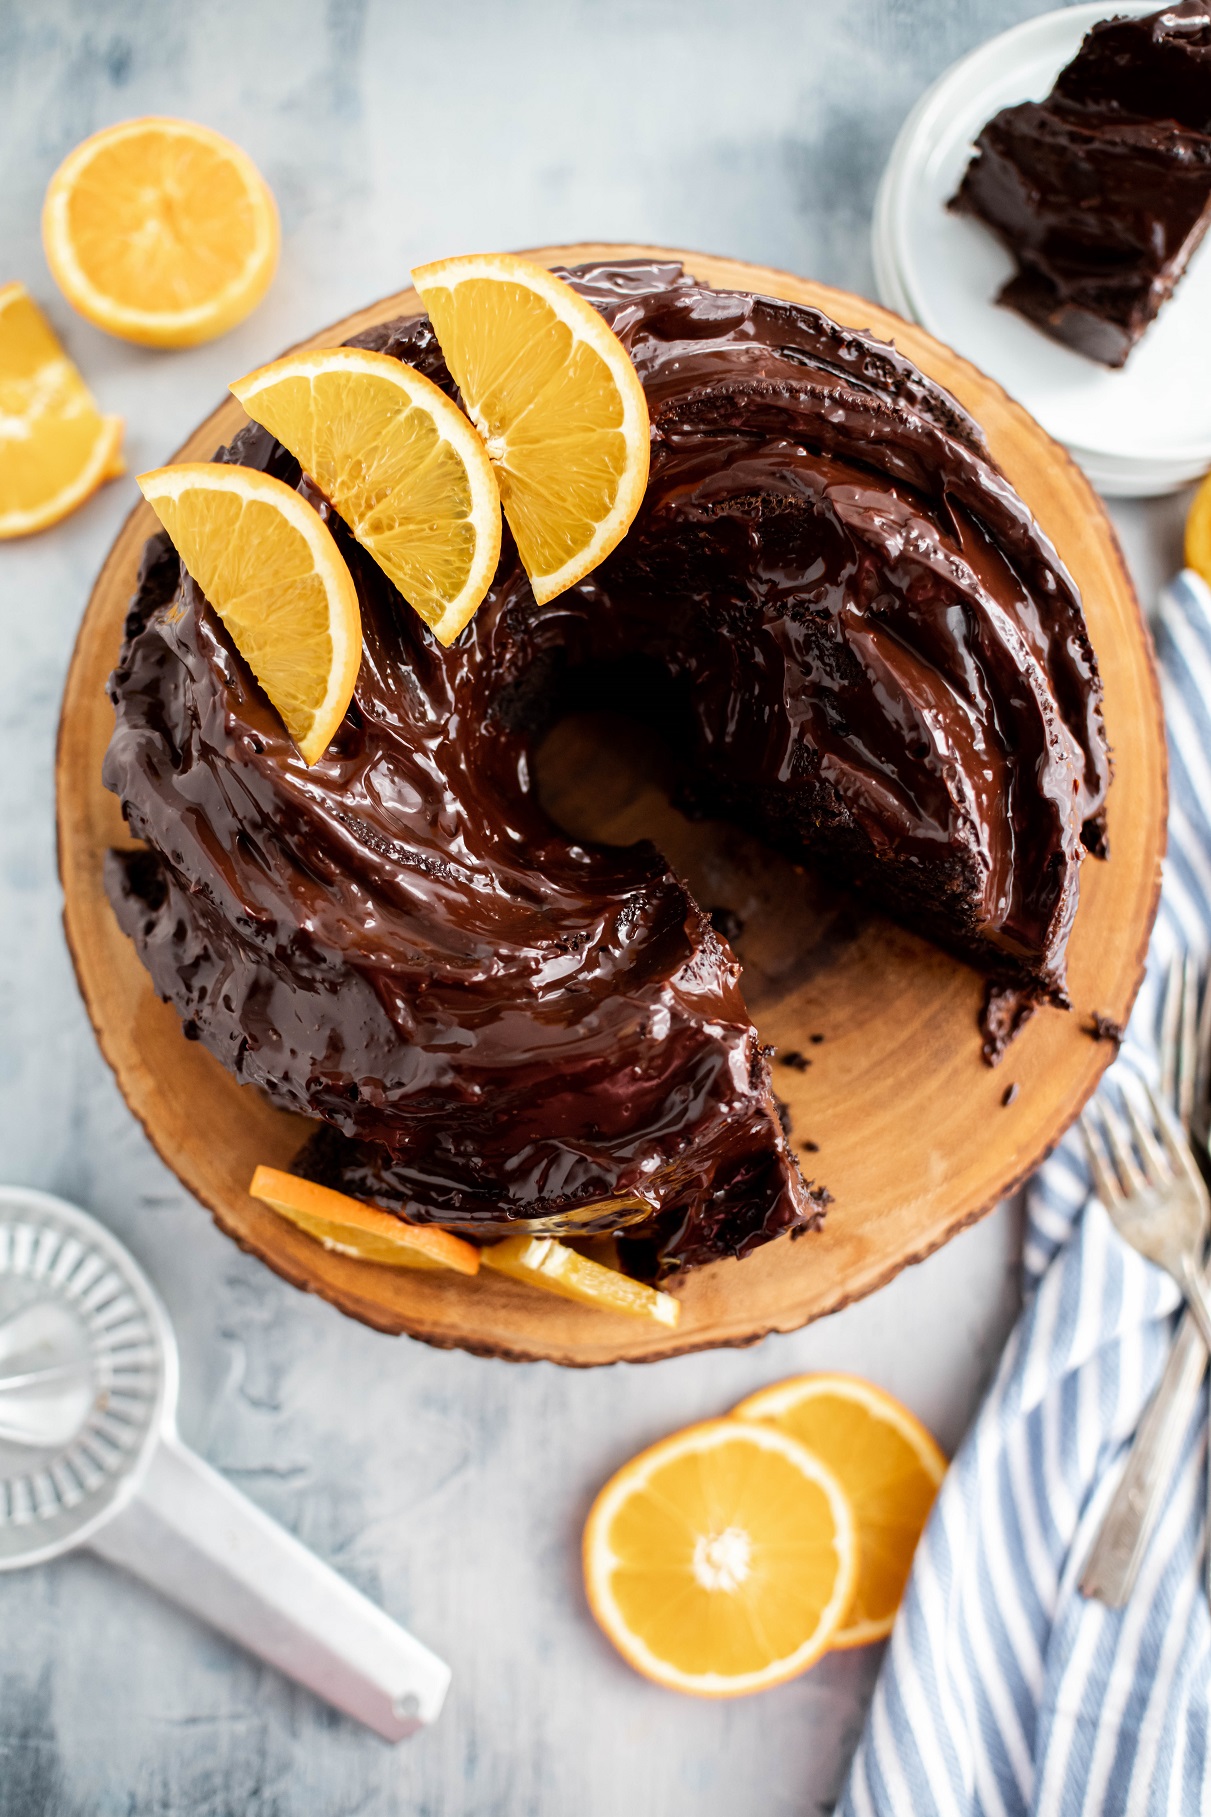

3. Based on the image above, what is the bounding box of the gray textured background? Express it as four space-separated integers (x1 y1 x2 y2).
0 3 1187 1813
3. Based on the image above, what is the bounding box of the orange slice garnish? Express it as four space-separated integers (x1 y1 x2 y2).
137 462 362 765
481 1235 678 1326
249 1167 480 1274
231 346 502 645
412 254 650 604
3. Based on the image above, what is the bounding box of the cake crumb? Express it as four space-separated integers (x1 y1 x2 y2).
801 1138 819 1153
1001 1082 1019 1107
809 1033 825 1044
780 1050 811 1072
980 980 1037 1066
1087 1012 1124 1046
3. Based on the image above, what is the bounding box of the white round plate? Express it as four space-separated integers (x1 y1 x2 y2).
878 2 1211 476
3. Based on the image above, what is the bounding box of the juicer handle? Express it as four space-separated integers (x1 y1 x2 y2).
89 1429 450 1740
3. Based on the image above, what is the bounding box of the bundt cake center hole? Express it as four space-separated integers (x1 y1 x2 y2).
532 658 861 1010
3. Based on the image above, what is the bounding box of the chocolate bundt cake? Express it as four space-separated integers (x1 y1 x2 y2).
103 261 1110 1279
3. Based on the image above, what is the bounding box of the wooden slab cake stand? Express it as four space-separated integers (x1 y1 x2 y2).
57 243 1166 1366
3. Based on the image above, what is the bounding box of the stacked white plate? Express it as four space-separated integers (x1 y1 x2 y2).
872 2 1211 497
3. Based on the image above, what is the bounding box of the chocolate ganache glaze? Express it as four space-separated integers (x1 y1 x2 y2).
103 261 1110 1278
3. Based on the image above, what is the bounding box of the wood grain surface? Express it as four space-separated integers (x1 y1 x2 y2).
56 242 1166 1366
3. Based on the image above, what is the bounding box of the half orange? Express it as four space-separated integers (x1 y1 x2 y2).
43 118 278 347
734 1373 946 1647
583 1418 856 1695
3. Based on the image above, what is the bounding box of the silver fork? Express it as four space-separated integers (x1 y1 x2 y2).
1081 957 1211 1606
1160 950 1211 1152
1082 1085 1211 1347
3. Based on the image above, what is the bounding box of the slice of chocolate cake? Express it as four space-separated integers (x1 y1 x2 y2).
951 2 1211 367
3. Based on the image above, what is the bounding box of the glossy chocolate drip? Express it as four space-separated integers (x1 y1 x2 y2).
952 2 1211 367
103 261 1108 1277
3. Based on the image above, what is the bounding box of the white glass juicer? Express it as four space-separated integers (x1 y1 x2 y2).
0 1184 450 1740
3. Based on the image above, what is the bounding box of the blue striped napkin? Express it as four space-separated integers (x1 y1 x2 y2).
839 570 1211 1817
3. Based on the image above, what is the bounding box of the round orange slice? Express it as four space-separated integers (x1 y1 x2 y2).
412 253 650 604
0 282 124 538
583 1418 856 1697
43 117 279 348
1186 469 1211 591
249 1167 480 1274
230 346 502 645
733 1373 946 1648
137 462 361 765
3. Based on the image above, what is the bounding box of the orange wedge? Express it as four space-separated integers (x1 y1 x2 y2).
230 346 502 645
43 118 278 348
1186 469 1211 591
412 254 649 604
249 1167 480 1274
583 1418 856 1696
481 1235 679 1326
733 1373 946 1648
137 463 361 765
0 282 124 538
